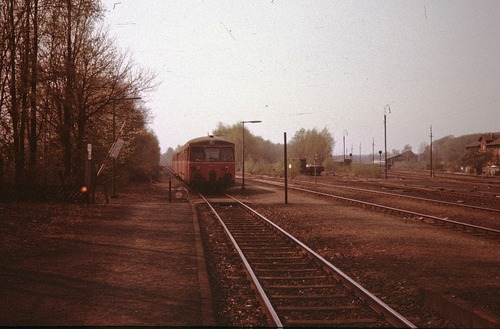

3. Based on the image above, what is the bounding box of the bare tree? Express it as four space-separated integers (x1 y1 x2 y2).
28 0 40 182
289 127 334 164
0 0 158 197
7 0 23 188
2 0 41 188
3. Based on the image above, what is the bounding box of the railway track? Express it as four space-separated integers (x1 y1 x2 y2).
362 179 500 205
388 169 500 186
292 178 500 214
199 193 417 328
277 172 500 208
249 178 500 237
386 170 500 199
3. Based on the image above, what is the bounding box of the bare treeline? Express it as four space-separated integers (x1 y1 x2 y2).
1 0 158 197
210 123 334 176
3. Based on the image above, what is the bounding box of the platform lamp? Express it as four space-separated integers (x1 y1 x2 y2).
111 96 142 198
241 120 262 190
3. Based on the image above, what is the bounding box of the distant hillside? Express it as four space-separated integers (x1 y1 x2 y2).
158 132 499 172
420 132 499 170
160 148 174 167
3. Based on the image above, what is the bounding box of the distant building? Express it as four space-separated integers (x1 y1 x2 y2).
386 150 419 168
465 133 500 165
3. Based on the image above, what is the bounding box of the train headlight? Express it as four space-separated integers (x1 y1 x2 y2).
223 166 229 171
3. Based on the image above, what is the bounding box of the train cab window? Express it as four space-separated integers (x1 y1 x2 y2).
220 147 234 162
205 147 220 161
190 147 205 161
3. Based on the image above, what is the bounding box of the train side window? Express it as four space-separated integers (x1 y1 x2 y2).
190 147 204 161
205 147 220 161
220 147 234 162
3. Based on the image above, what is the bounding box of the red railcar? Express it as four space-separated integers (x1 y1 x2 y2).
173 136 235 189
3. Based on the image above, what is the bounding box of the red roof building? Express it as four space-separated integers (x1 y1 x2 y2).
465 133 500 165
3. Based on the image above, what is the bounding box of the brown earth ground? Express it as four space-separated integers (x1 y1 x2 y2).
222 181 499 327
1 176 498 327
0 181 213 326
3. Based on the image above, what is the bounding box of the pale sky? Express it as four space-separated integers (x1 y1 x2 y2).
102 0 500 155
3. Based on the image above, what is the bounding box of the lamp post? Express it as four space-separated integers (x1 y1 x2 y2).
241 120 261 190
111 96 141 198
384 104 391 180
372 137 375 163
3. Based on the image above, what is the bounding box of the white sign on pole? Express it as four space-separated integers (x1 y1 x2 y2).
110 139 125 158
87 144 92 160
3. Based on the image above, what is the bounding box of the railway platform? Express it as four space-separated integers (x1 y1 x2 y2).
0 182 215 326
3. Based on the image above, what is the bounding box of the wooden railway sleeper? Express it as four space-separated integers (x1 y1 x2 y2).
286 318 383 327
277 305 361 312
272 293 348 299
205 193 417 328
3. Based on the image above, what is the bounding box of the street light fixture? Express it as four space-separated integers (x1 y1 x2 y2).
384 104 391 180
241 120 262 190
111 96 141 198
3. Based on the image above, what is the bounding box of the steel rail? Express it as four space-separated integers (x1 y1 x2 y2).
253 178 500 236
386 173 500 199
198 193 283 328
294 178 500 213
225 194 417 328
386 171 500 196
388 170 500 183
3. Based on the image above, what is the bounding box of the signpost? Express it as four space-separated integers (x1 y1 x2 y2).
110 138 125 159
84 144 92 202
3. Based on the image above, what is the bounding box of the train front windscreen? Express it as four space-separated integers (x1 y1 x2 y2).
190 146 234 162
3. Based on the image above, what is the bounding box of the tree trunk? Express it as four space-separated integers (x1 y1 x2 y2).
20 0 31 188
63 0 73 178
8 0 23 189
28 0 39 182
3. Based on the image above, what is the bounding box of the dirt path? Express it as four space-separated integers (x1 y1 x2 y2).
0 182 212 326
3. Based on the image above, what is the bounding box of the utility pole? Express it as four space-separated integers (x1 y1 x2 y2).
241 120 261 190
384 104 391 180
430 125 434 178
343 129 348 161
359 142 362 164
284 132 288 204
111 96 141 198
314 153 318 186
